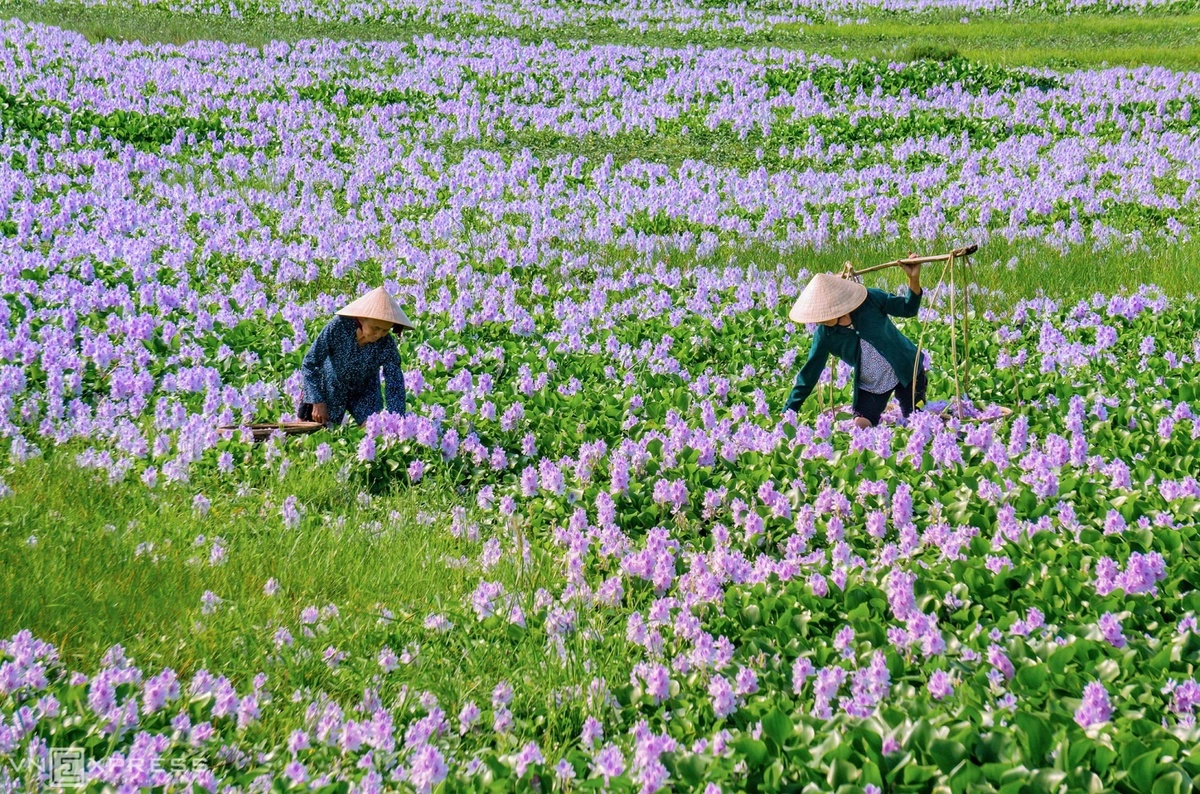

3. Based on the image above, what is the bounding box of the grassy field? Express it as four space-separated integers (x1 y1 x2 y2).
5 1 1200 69
785 12 1200 70
605 235 1200 307
0 447 629 750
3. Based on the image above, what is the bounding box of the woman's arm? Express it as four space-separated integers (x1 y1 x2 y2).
879 261 923 317
783 332 829 415
382 348 407 416
301 321 334 405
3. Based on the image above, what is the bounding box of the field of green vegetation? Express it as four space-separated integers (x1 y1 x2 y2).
2 0 1200 790
5 0 1200 68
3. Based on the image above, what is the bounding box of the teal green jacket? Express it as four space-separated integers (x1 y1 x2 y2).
783 287 922 415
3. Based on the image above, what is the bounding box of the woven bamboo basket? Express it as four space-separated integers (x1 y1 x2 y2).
817 402 1013 423
217 422 324 442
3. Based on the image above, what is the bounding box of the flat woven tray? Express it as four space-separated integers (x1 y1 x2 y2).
218 422 324 442
818 403 1013 423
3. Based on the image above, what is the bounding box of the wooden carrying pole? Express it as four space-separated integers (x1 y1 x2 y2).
839 244 978 278
839 244 979 417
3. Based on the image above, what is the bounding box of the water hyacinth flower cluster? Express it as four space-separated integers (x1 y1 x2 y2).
2 13 1200 794
0 22 1199 482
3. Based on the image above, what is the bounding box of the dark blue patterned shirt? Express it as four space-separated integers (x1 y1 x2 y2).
301 315 406 415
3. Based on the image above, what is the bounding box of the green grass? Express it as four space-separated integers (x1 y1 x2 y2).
784 12 1200 70
0 449 612 730
650 235 1200 306
5 1 1200 70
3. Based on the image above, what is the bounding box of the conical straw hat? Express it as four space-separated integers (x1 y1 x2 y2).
336 287 415 330
789 273 868 324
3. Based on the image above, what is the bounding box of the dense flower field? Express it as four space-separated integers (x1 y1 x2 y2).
3 13 1200 794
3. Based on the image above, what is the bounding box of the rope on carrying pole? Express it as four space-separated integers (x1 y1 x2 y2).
839 244 979 420
947 252 963 418
960 250 974 401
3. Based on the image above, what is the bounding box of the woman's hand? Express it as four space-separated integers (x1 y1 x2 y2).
900 254 922 294
312 403 328 424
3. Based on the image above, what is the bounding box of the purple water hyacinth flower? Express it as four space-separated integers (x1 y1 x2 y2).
423 614 453 633
142 669 179 714
1011 607 1045 637
470 581 507 619
833 626 856 659
281 496 302 530
1075 682 1113 728
1094 552 1167 596
408 745 448 794
554 759 577 782
734 666 758 696
887 570 917 620
891 483 913 529
208 538 227 566
927 670 955 700
844 652 891 717
189 722 215 747
520 467 539 498
866 510 887 539
581 716 604 750
792 658 815 695
633 662 673 704
200 591 222 615
284 760 307 785
458 702 481 734
591 744 625 782
323 647 347 670
1165 680 1200 723
1098 613 1126 648
513 742 544 777
288 730 310 754
986 645 1015 681
707 675 737 718
652 478 689 514
812 666 848 720
492 681 513 708
192 494 211 516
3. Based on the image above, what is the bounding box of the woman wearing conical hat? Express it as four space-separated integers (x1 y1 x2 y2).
783 262 926 428
298 287 415 427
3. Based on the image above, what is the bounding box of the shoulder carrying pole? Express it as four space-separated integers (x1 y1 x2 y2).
839 244 978 279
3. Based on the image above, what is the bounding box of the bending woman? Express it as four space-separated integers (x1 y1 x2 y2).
783 262 925 428
299 287 414 426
